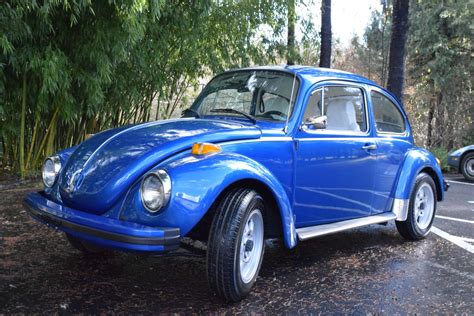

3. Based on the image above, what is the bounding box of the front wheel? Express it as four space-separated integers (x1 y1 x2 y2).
207 188 265 302
396 173 437 240
461 152 474 182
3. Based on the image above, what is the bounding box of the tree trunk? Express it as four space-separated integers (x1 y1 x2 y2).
434 92 444 148
319 0 332 68
19 72 27 178
287 0 296 65
387 0 409 101
426 98 435 148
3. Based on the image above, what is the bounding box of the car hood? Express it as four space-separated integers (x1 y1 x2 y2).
58 118 261 214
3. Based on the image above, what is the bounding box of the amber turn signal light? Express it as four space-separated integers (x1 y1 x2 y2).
192 143 221 155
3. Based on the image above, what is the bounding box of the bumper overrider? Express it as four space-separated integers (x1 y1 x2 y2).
23 192 180 252
443 180 450 192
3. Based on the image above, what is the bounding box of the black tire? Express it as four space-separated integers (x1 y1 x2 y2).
207 188 265 302
65 233 111 255
396 172 437 240
461 152 474 182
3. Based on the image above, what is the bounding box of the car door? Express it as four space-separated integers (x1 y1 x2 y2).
369 89 413 214
293 83 377 227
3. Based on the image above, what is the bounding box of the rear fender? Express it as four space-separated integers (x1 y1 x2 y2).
392 148 444 220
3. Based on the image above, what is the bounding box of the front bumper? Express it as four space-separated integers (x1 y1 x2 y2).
24 192 180 252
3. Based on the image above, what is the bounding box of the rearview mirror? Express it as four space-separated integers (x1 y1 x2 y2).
302 115 327 130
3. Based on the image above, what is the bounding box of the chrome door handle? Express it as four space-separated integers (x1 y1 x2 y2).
362 143 377 150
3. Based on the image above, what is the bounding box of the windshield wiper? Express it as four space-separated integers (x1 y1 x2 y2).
181 108 200 118
210 108 256 124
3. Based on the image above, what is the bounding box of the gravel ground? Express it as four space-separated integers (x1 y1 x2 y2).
1 175 473 313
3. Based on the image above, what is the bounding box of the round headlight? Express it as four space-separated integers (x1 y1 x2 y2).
42 156 61 188
140 170 171 213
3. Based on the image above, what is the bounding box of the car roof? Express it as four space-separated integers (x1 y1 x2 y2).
225 65 401 104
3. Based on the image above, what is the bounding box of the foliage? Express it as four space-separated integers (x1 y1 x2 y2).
429 146 451 172
1 0 306 176
1 1 163 176
333 4 391 86
8 0 471 178
406 0 473 149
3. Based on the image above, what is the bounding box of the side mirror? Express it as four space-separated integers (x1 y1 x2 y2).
302 115 327 130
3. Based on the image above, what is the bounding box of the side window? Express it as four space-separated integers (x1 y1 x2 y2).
303 89 322 122
303 86 367 132
371 91 406 133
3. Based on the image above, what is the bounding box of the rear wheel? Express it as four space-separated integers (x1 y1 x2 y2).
65 233 111 255
207 188 265 302
396 173 437 240
461 152 474 182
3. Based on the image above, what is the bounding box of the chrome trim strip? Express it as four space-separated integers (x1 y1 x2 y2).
392 198 409 221
218 137 293 146
259 137 293 142
296 212 397 241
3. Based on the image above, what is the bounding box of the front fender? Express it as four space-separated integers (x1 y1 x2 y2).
120 152 297 249
394 147 444 201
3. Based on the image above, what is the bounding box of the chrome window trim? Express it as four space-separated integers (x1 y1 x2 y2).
369 89 408 136
300 83 371 137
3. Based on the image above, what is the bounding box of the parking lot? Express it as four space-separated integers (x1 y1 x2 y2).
1 174 473 313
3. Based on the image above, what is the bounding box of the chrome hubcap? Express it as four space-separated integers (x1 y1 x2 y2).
414 183 435 230
465 158 474 176
239 209 264 284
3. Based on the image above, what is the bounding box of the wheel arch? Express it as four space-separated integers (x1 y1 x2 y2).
187 178 284 242
394 148 445 202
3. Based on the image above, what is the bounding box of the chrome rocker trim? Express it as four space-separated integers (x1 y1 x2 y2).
296 212 397 241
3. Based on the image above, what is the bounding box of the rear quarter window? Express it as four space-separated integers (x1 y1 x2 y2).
371 91 406 134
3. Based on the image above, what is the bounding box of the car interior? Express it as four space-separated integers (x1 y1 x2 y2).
304 86 366 132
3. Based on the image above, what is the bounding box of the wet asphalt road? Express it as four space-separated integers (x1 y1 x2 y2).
1 175 473 313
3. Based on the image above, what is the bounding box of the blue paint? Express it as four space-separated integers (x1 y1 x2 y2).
394 148 445 201
24 66 445 252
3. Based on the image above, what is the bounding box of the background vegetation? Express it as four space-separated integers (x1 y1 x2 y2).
1 0 472 176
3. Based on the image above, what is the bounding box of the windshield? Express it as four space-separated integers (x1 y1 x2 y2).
191 70 299 122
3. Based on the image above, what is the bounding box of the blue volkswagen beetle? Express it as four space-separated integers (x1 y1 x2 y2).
24 66 447 302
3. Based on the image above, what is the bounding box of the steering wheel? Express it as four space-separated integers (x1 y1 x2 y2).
260 110 287 120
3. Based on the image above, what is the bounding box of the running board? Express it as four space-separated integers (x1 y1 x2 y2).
296 213 397 241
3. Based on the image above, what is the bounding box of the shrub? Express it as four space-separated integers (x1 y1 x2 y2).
429 147 451 173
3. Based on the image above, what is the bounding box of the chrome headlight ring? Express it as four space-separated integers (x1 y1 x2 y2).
140 169 171 213
42 156 61 188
